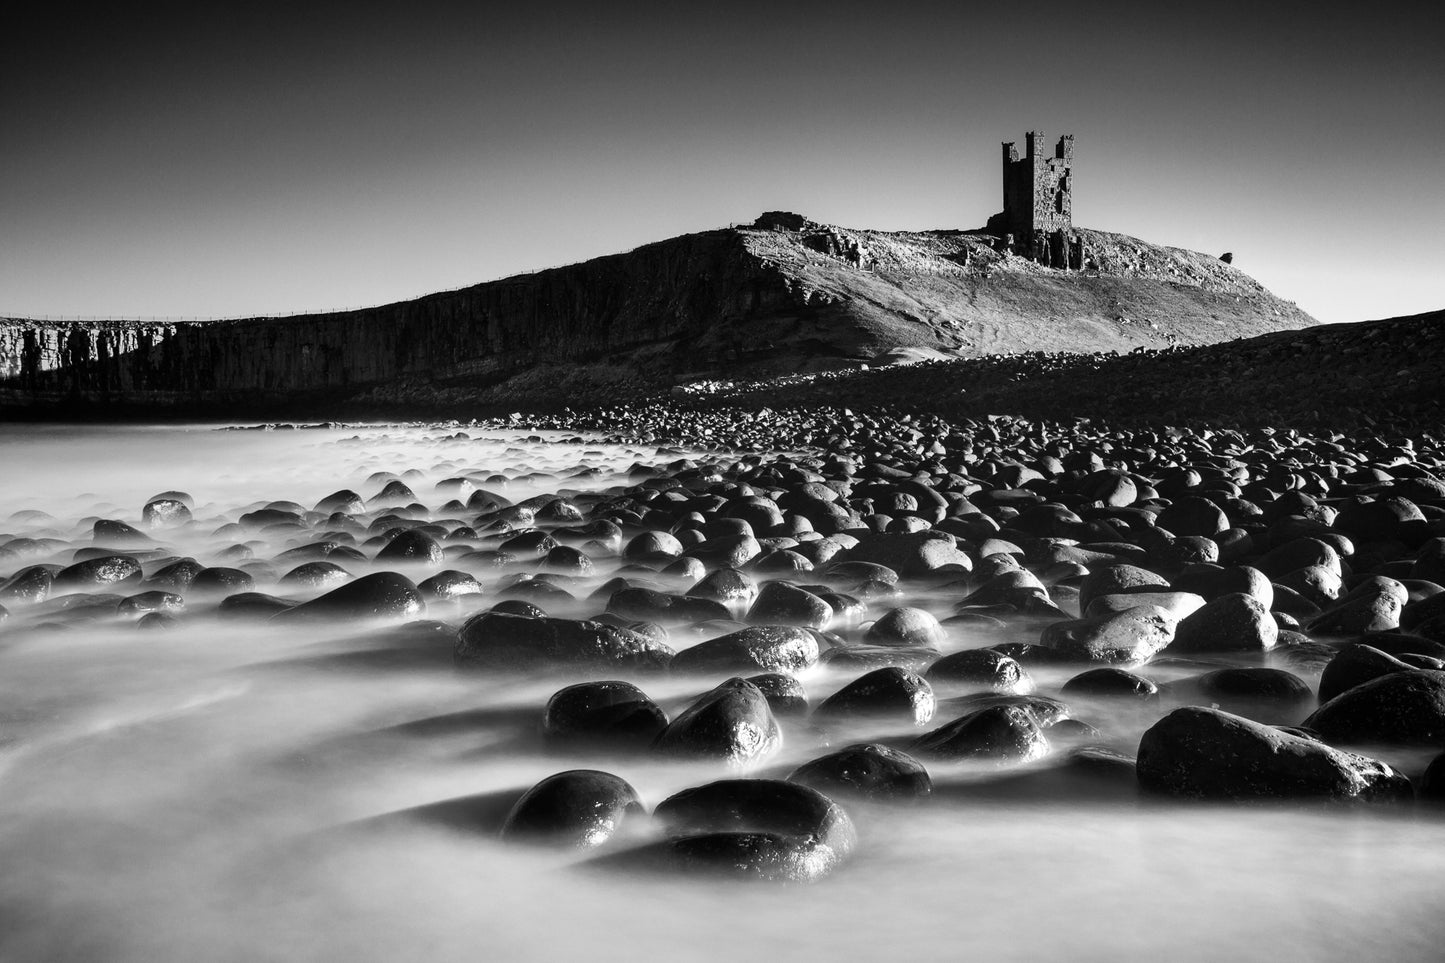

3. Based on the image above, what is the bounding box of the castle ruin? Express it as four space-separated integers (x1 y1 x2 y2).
990 130 1084 269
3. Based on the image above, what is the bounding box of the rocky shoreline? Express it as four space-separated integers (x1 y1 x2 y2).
4 406 1445 881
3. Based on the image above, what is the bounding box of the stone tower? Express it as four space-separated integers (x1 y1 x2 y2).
996 130 1080 268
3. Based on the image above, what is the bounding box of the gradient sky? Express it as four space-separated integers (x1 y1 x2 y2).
2 1 1440 323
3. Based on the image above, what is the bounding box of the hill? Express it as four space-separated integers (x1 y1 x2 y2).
0 215 1315 414
671 309 1445 433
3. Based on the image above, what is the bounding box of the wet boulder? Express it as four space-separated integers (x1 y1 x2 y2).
1156 496 1229 537
684 533 763 569
623 530 685 562
843 531 972 577
686 568 759 612
669 625 819 674
417 570 483 601
1170 593 1278 653
1039 605 1176 664
315 490 367 514
1308 577 1408 636
602 779 854 881
865 606 944 648
788 743 933 801
143 557 205 592
812 667 935 726
92 518 152 546
608 588 732 626
653 678 782 765
1084 591 1206 621
142 498 192 529
1137 706 1411 800
117 590 185 618
910 704 1049 763
188 566 255 599
499 770 645 848
1078 564 1170 612
1318 644 1418 703
745 672 809 716
276 572 425 623
746 582 831 630
375 529 445 566
653 778 854 851
0 565 53 606
279 561 353 591
543 681 668 749
218 592 297 619
925 648 1033 694
1173 565 1273 608
1303 670 1445 747
454 612 672 671
53 555 142 591
1061 666 1158 698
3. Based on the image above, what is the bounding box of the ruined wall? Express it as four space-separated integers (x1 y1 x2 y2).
0 230 795 412
1000 130 1073 242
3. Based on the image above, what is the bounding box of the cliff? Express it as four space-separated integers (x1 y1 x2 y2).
0 217 1316 415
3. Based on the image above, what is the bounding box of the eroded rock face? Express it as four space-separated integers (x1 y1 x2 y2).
1137 707 1410 801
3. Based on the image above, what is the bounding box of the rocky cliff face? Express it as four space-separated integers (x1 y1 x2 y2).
0 218 1316 414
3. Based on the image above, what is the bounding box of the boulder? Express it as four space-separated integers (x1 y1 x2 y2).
789 743 933 801
499 770 644 848
653 678 782 765
454 612 673 670
1137 706 1410 800
1303 670 1445 747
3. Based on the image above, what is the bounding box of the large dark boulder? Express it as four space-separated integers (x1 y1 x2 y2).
1318 644 1418 703
277 572 425 623
1061 666 1157 699
925 648 1033 694
499 770 644 848
842 531 972 577
652 678 782 765
1038 605 1175 663
865 606 945 648
1303 670 1445 747
669 625 819 674
910 705 1049 763
1171 593 1277 653
608 588 732 625
1137 706 1410 800
53 555 142 591
788 743 932 801
542 680 668 749
812 667 935 726
652 778 855 858
455 612 672 670
375 529 444 566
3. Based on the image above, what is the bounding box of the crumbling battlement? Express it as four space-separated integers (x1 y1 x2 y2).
989 130 1083 270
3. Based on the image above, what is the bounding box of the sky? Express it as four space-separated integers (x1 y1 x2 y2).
2 1 1441 323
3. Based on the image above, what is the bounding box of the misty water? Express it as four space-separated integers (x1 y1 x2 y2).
1 423 1442 962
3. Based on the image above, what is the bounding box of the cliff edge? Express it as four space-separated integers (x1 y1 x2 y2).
0 216 1315 414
